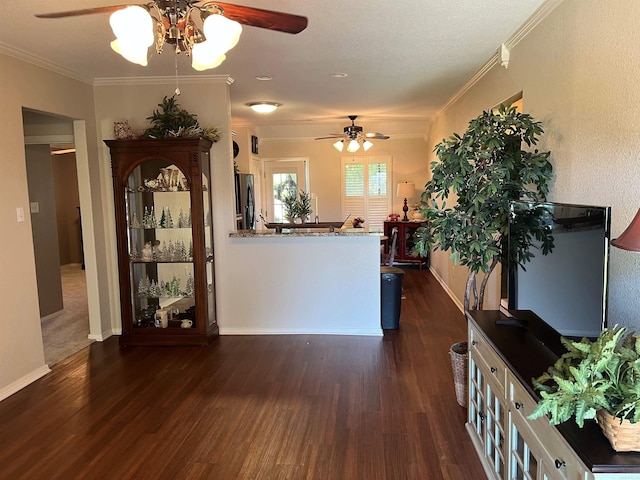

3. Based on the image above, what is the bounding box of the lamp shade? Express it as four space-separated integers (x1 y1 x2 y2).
396 182 415 199
612 208 640 252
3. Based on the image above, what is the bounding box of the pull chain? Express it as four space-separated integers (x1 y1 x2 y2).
174 54 181 96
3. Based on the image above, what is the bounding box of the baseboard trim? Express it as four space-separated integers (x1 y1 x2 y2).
88 329 116 342
0 365 51 402
428 266 464 313
219 327 383 336
40 310 64 322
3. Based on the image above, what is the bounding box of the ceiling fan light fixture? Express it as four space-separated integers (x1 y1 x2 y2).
248 102 280 114
362 140 374 151
333 140 344 152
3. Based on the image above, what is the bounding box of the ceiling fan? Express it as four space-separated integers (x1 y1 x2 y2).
315 115 390 153
35 1 307 71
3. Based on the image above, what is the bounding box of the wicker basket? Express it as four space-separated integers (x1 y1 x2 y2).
450 342 468 408
596 409 640 452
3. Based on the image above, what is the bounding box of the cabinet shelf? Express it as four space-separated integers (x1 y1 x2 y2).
130 260 193 264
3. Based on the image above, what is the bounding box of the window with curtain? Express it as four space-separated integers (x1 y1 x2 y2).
342 155 392 231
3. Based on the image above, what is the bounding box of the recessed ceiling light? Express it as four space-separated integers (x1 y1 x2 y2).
330 72 348 78
255 75 273 81
247 102 280 114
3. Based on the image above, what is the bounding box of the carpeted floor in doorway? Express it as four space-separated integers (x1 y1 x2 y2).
41 264 94 366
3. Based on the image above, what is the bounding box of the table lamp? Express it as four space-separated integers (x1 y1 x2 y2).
612 208 640 251
396 182 415 221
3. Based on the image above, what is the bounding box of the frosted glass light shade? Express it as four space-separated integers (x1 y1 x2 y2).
363 140 374 151
333 140 344 151
346 139 360 153
248 102 279 113
109 6 153 66
612 208 640 252
110 39 150 66
202 14 242 53
191 43 226 71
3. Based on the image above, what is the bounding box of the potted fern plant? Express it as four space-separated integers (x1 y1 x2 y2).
528 325 640 451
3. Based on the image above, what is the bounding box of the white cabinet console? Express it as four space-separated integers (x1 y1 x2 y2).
466 310 640 480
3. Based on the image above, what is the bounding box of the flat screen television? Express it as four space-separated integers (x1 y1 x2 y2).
506 201 611 338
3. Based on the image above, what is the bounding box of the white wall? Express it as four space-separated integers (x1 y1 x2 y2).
0 54 106 398
426 0 640 328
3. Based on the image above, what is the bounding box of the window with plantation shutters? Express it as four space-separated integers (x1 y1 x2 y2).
342 155 392 231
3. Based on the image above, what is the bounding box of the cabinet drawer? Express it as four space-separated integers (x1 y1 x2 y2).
469 325 506 393
508 373 587 480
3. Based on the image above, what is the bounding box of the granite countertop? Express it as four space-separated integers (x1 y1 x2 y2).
230 228 383 238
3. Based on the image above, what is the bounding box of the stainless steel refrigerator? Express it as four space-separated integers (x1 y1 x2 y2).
235 173 255 230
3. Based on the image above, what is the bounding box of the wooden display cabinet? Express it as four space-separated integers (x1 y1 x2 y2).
106 138 218 345
383 221 428 268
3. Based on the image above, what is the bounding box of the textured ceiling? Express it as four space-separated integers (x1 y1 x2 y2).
3 1 548 134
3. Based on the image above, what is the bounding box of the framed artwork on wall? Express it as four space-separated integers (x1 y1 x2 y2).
251 135 259 154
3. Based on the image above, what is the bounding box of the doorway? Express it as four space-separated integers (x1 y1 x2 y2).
263 158 308 222
23 109 93 365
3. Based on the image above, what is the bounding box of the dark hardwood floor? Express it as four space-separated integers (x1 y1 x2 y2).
0 268 485 479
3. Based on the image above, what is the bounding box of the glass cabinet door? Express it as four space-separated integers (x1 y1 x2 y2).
125 160 195 330
201 150 216 329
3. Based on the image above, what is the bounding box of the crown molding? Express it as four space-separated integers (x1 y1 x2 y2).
93 75 234 87
436 0 565 118
0 42 93 85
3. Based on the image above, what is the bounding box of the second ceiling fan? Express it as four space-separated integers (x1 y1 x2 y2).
315 115 390 153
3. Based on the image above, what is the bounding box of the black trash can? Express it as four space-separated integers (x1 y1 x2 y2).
380 266 405 329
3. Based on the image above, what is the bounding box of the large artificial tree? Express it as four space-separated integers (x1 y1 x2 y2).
414 104 554 311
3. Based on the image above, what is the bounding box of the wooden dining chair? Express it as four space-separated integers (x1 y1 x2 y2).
381 227 398 266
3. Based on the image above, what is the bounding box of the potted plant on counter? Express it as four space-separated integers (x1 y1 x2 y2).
528 325 640 451
283 189 312 223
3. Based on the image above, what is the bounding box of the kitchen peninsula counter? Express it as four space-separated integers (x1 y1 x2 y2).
222 229 383 336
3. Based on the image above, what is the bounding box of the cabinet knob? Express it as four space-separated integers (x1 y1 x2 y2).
471 340 477 346
514 402 523 410
490 366 497 373
554 459 566 469
479 412 486 421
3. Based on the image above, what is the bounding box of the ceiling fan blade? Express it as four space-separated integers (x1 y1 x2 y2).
365 133 390 140
315 137 343 141
35 5 136 18
209 2 308 34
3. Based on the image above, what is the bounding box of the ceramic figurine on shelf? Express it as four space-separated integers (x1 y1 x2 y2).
130 243 139 261
142 241 153 261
